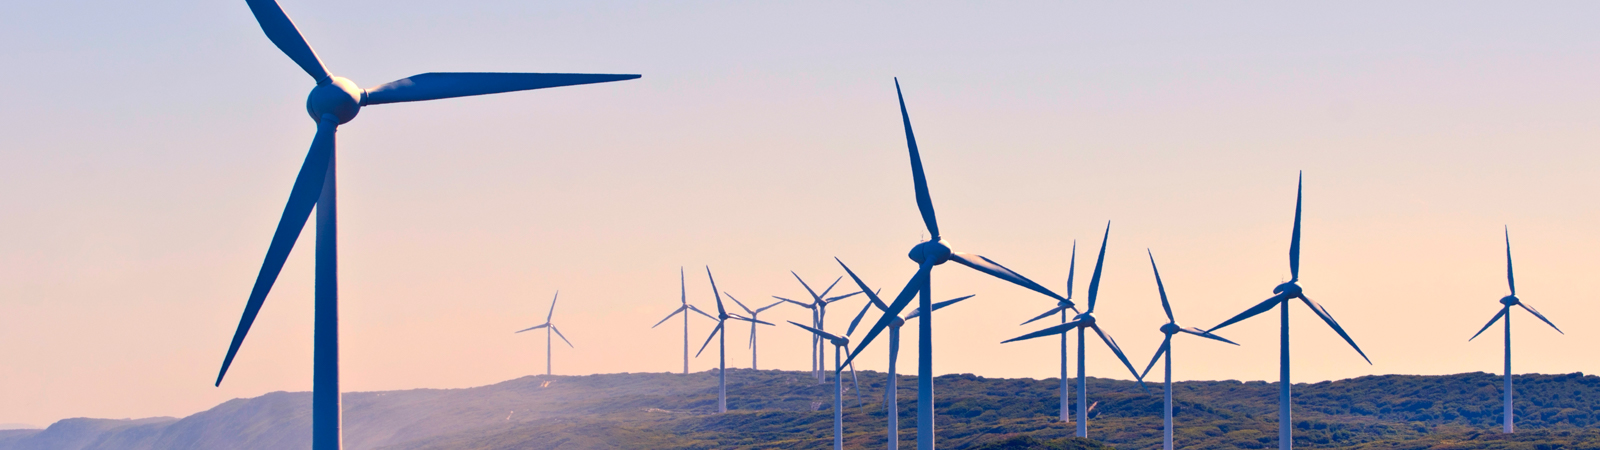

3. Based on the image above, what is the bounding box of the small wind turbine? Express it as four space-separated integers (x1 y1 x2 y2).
775 272 862 382
839 258 971 450
1004 223 1147 438
652 267 718 374
845 79 1073 450
1469 227 1563 434
213 1 636 447
727 294 785 370
516 292 574 376
695 267 771 413
1206 172 1371 450
1019 240 1081 423
789 321 863 450
1139 250 1238 450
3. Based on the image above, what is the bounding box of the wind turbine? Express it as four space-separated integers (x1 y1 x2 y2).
789 321 863 450
1139 250 1238 450
1206 172 1371 450
695 267 771 413
653 267 718 374
1019 240 1081 423
845 79 1074 450
727 294 785 370
1003 223 1147 438
515 292 575 376
775 273 862 382
839 259 972 450
214 1 637 448
1469 227 1563 434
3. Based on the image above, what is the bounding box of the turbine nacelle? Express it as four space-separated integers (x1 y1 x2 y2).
306 76 363 124
1272 281 1302 297
907 239 952 265
1072 312 1097 327
1500 295 1520 306
1159 322 1182 335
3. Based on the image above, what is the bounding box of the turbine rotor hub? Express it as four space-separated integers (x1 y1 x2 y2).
1160 323 1181 335
1272 281 1302 297
907 239 953 265
1072 312 1097 326
1500 295 1520 306
306 76 363 124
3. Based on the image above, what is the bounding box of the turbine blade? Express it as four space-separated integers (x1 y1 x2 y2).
1140 337 1171 381
748 325 756 349
707 267 725 317
515 323 549 333
680 266 686 305
895 78 940 239
730 315 774 326
1092 324 1150 393
687 305 717 321
825 290 863 303
651 306 687 328
1290 172 1303 281
1298 295 1371 364
1180 327 1239 346
836 258 890 311
547 291 559 322
849 356 863 407
362 73 639 106
818 276 843 300
930 295 976 312
843 261 931 367
846 299 877 336
243 0 329 83
1020 305 1067 326
789 320 844 343
216 117 337 386
1505 226 1515 295
1148 250 1174 323
1002 319 1085 344
950 252 1071 306
726 292 755 316
1086 222 1111 313
792 271 822 303
552 326 574 348
695 323 723 358
1066 240 1077 300
1208 292 1290 332
756 300 787 313
1517 302 1563 334
1469 306 1508 341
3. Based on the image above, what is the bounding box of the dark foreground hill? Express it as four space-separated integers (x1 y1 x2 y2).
3 370 1597 449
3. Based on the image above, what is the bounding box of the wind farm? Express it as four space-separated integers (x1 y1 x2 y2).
5 2 1600 450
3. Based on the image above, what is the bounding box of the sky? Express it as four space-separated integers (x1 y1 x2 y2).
2 0 1599 428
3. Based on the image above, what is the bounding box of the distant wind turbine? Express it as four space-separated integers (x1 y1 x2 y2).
789 321 863 450
1139 250 1238 450
653 267 718 374
1019 240 1081 423
1469 227 1563 434
1206 172 1371 450
846 79 1074 450
1003 223 1148 438
775 272 862 382
213 1 636 447
695 267 771 413
839 258 972 450
516 292 574 376
727 294 785 370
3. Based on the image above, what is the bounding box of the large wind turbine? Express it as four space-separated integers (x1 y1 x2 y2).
1206 172 1371 450
695 267 771 413
845 79 1074 450
1003 223 1147 438
515 292 575 376
775 273 861 382
214 1 637 448
1469 227 1563 434
790 321 863 450
653 267 718 374
727 294 785 370
839 259 972 450
1139 250 1238 450
1019 240 1080 423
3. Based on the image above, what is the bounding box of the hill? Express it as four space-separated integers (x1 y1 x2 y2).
1 370 1596 449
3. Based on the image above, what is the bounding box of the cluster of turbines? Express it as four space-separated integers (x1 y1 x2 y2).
208 1 1566 449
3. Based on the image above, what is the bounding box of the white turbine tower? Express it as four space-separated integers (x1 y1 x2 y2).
1469 227 1563 434
652 267 717 374
845 79 1073 450
839 259 972 450
775 273 861 382
1003 223 1147 438
1139 250 1238 450
695 267 771 413
1019 240 1081 423
1206 172 1371 450
516 292 574 376
727 294 785 370
790 321 863 450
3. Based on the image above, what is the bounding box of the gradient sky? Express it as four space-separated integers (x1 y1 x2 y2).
3 0 1598 428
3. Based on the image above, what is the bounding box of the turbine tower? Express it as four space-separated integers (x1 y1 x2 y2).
1019 240 1081 423
727 294 785 370
790 321 863 450
839 259 971 450
1139 250 1238 450
1469 227 1563 433
515 291 574 376
1003 223 1147 438
1206 172 1371 450
846 79 1074 450
695 267 771 413
653 267 717 374
775 272 861 382
214 1 637 448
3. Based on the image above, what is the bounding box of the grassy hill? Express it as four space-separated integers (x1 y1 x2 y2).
2 370 1597 449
